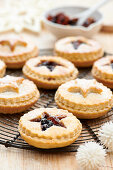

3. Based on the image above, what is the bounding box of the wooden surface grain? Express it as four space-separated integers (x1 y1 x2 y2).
0 143 113 170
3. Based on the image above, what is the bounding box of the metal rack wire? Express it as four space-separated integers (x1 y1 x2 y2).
0 49 112 152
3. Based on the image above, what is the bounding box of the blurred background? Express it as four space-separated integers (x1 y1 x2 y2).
0 0 112 52
0 0 112 33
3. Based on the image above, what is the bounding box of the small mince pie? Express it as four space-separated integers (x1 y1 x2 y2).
0 35 38 68
0 75 40 114
55 79 113 119
0 60 6 77
55 36 103 67
23 56 78 89
92 56 113 88
19 108 82 149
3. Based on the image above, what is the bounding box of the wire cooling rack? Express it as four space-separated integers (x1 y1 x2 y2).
0 49 112 152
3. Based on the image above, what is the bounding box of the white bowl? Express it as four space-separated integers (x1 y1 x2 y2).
43 6 103 38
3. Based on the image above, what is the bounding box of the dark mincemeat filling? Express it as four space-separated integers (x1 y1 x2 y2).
47 13 96 27
103 61 113 69
30 112 66 131
71 40 86 49
111 63 113 69
37 60 63 72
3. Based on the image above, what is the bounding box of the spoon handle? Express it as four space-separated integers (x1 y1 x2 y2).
77 0 111 26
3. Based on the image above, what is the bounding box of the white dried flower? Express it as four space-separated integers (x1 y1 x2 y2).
76 142 106 170
0 0 54 33
99 121 113 152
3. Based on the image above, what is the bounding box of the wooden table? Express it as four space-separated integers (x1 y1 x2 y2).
0 145 113 170
0 30 112 170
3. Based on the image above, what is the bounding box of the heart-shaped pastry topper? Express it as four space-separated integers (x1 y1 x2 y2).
68 79 102 98
0 39 27 51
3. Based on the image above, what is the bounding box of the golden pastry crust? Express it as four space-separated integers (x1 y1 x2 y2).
55 79 113 119
19 108 82 149
0 75 40 114
0 35 38 69
54 36 103 67
0 60 6 77
92 56 113 88
23 56 78 89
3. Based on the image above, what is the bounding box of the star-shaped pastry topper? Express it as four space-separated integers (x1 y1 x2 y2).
68 79 102 98
37 60 64 72
30 112 66 131
0 39 27 51
0 75 24 93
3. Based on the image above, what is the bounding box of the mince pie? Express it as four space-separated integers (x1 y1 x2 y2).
0 35 38 68
19 108 82 149
0 75 40 114
0 60 6 77
92 56 113 88
55 36 103 67
23 56 78 89
55 79 113 119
